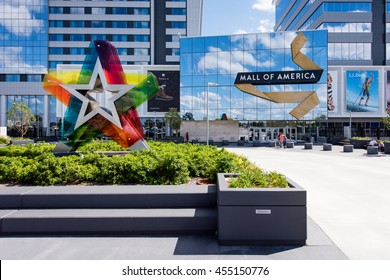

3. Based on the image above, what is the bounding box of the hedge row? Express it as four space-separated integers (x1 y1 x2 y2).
0 141 244 186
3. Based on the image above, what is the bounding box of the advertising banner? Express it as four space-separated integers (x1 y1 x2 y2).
327 71 338 113
387 72 390 110
346 70 379 112
147 70 180 112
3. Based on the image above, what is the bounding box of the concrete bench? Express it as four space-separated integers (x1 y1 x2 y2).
222 140 229 146
286 141 294 148
343 145 353 152
269 141 276 147
253 141 261 147
237 140 245 146
304 143 313 150
367 146 379 155
323 143 332 151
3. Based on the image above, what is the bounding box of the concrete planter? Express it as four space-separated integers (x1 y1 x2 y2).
217 173 307 246
384 142 390 154
10 139 34 146
350 139 369 149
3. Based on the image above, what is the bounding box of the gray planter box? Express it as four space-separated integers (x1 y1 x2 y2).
217 173 307 246
384 142 390 154
10 140 34 146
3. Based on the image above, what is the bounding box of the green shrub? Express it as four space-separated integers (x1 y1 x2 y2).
0 135 11 145
0 141 275 186
229 165 288 189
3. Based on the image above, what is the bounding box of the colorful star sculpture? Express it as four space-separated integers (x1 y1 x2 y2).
43 40 160 152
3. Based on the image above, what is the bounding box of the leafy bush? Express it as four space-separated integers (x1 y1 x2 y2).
0 141 249 186
229 164 288 189
0 135 11 144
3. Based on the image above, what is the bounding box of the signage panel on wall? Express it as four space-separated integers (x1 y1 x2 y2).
147 70 180 112
346 70 379 113
327 71 338 114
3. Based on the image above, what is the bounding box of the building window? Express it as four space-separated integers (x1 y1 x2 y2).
167 8 186 15
70 34 85 41
70 21 85 28
49 7 63 14
5 74 20 82
328 42 371 60
49 21 63 27
117 48 128 55
112 21 127 28
49 34 64 41
133 21 150 28
91 34 107 40
92 7 106 15
70 48 85 55
133 35 149 42
134 8 149 15
134 48 149 56
168 21 186 28
322 22 371 32
27 75 42 82
49 48 63 55
70 7 84 14
112 35 127 42
113 7 127 14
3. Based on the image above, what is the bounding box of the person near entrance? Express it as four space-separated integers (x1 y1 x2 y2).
278 132 286 148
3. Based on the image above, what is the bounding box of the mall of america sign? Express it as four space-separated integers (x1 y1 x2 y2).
234 31 325 120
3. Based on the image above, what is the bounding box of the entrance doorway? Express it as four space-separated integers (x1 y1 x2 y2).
248 127 297 142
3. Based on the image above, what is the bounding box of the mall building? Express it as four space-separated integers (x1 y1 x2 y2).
272 0 390 140
0 0 201 137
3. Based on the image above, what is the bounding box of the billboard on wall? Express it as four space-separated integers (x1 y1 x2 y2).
346 70 379 112
147 70 180 112
327 71 338 114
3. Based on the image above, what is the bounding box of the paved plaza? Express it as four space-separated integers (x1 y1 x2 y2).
226 144 390 260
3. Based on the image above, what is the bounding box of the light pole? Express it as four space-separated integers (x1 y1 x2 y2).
349 110 352 139
206 82 218 145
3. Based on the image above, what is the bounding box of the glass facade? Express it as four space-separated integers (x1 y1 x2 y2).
0 0 203 134
275 0 375 64
180 31 328 121
0 0 48 74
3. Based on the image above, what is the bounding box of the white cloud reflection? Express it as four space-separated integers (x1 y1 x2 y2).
0 2 44 36
0 47 46 73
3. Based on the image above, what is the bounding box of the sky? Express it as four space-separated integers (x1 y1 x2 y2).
202 0 276 36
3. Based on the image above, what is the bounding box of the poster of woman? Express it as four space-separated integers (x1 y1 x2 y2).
327 71 338 113
346 70 379 112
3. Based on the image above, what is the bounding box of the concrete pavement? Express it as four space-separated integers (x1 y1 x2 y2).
226 144 390 260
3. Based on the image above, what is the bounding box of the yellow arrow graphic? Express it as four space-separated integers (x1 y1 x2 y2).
234 32 322 120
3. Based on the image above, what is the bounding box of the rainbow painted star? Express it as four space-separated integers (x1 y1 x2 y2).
43 40 160 152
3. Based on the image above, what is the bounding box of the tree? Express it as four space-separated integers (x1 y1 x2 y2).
6 102 36 138
182 112 194 121
383 108 390 130
164 108 182 136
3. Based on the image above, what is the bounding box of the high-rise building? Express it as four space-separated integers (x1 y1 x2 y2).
274 0 390 139
274 0 385 66
0 0 203 137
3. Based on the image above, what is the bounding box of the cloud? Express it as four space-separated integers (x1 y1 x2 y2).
257 19 274 33
252 0 275 13
0 47 46 74
0 4 44 36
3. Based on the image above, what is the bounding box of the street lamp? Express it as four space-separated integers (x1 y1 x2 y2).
206 82 218 145
349 110 352 139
